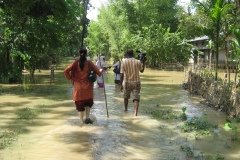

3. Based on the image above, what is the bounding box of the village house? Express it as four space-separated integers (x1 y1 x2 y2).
187 36 227 68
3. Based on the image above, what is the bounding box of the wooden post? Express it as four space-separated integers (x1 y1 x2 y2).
50 65 55 84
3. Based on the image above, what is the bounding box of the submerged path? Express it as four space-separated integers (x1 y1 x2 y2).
1 70 240 160
1 85 185 160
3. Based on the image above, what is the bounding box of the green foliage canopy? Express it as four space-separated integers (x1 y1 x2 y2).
86 0 191 65
0 0 87 83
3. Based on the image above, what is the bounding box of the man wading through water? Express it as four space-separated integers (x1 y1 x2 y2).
120 49 146 116
64 48 104 124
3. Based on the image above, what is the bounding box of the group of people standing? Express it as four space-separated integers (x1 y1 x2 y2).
64 48 146 125
95 55 121 88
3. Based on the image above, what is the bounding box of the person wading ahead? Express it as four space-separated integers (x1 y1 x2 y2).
64 48 103 124
120 49 146 116
112 56 121 87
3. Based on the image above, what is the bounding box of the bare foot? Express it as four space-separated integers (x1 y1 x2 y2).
79 123 84 127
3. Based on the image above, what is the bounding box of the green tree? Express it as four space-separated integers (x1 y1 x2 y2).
0 0 87 83
87 0 189 64
177 8 205 39
86 21 110 57
192 0 235 80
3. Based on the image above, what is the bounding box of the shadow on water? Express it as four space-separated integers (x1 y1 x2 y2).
0 71 70 101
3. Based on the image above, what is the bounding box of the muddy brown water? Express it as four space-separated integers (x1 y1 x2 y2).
0 70 240 160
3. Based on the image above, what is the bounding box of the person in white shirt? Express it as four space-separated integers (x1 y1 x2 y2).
96 56 109 88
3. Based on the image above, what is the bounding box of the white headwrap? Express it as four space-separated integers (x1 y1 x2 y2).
96 56 107 68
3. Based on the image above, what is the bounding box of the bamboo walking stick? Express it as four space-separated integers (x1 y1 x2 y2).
102 71 109 118
98 55 109 118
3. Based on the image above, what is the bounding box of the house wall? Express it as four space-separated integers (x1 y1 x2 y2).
188 36 232 67
191 41 226 63
219 50 225 63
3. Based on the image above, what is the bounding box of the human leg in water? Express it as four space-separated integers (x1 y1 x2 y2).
84 106 93 124
133 100 139 116
124 98 128 112
78 111 84 124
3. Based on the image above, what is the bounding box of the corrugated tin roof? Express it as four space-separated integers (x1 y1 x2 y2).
187 36 209 42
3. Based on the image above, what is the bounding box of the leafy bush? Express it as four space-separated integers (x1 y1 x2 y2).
180 107 187 120
148 108 179 120
16 107 44 120
0 130 17 149
182 116 216 135
16 107 39 120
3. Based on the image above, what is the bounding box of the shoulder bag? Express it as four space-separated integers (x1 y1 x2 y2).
88 61 97 83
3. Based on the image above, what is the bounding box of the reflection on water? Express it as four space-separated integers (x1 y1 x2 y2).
1 71 240 160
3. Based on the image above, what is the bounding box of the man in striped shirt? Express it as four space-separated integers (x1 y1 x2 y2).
120 49 146 116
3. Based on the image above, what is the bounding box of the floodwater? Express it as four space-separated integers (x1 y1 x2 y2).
0 70 240 160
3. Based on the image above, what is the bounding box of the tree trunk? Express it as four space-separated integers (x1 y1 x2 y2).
215 25 220 81
224 41 230 83
209 49 212 69
80 0 89 48
29 69 35 84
